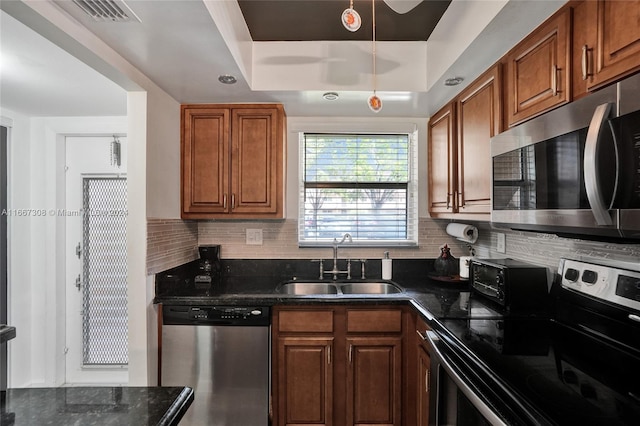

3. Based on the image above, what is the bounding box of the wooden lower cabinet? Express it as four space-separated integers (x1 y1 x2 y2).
272 306 408 426
347 337 402 426
415 317 432 426
276 337 334 425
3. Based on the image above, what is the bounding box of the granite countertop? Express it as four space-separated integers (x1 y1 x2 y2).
0 386 194 426
153 259 472 322
0 325 16 344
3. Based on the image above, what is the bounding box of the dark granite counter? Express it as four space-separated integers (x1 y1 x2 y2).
153 259 472 322
0 386 194 426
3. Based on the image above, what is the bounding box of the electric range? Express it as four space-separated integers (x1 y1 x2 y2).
428 258 640 425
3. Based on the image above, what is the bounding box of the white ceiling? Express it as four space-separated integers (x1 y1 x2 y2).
0 0 566 118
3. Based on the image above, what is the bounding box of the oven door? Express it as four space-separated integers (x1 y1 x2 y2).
424 330 507 426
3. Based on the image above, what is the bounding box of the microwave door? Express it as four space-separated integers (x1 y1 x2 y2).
584 103 618 226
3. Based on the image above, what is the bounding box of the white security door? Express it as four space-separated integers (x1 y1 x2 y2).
65 136 128 385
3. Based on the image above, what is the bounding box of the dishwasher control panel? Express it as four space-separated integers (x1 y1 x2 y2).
163 305 270 326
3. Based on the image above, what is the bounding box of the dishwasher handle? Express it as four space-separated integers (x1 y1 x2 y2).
424 330 508 426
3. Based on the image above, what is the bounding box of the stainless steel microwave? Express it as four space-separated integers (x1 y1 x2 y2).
491 73 640 241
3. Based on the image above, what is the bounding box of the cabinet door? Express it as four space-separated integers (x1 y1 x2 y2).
428 103 456 215
505 9 571 126
589 0 640 89
230 107 283 216
417 343 431 426
456 65 501 216
346 337 402 426
181 107 230 216
276 337 334 426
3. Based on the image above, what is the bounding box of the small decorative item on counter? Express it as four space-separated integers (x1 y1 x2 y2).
382 251 392 280
459 256 472 279
433 244 459 277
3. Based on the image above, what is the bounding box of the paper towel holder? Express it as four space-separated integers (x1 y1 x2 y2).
446 222 478 244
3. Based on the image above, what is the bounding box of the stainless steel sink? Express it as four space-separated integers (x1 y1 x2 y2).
277 282 339 295
339 282 402 294
276 280 402 296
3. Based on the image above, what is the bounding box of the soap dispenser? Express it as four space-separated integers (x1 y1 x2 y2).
382 251 392 280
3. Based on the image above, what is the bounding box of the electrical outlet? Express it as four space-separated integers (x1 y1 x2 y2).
496 233 506 253
246 228 263 245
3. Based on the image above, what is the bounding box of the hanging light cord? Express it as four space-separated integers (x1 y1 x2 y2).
350 0 354 8
372 0 377 94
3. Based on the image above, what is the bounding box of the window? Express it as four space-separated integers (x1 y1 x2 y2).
299 132 417 246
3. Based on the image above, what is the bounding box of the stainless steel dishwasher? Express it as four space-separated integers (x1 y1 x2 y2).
161 305 270 426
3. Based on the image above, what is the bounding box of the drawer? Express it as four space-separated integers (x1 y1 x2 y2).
277 309 334 333
346 309 402 333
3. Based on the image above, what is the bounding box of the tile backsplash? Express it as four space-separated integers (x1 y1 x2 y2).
146 218 640 275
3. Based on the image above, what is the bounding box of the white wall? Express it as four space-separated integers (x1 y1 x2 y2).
0 0 182 387
1 111 128 387
1 110 32 388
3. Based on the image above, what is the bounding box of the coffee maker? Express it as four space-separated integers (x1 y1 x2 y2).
194 245 221 288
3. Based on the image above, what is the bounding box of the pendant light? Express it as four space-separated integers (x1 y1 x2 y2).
341 0 361 32
368 0 382 112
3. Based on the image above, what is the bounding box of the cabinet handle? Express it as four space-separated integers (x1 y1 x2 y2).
416 329 426 341
581 45 590 80
426 370 430 393
223 194 228 209
457 191 464 209
348 344 353 364
446 193 452 209
231 193 236 210
552 64 559 96
327 346 331 365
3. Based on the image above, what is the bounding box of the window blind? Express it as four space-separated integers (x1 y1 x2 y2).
299 133 417 246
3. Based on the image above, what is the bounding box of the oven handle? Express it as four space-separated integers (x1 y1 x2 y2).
424 330 508 426
584 102 616 226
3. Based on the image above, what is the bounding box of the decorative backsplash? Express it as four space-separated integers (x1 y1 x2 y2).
146 218 640 276
147 219 199 275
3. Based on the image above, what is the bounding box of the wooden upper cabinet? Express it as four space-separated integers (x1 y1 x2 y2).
181 107 230 215
428 102 456 215
428 65 500 220
181 104 286 219
456 65 502 216
505 8 571 127
573 0 640 95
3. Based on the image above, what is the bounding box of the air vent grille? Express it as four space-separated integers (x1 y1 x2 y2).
72 0 141 22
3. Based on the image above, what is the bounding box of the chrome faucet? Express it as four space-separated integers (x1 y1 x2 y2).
322 233 352 280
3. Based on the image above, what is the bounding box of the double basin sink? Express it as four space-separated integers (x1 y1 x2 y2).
277 280 403 296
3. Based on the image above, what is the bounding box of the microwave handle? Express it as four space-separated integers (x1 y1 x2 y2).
584 103 615 226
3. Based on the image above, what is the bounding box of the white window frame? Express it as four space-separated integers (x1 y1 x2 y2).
298 128 418 247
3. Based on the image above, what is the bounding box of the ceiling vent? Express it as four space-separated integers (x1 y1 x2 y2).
72 0 141 22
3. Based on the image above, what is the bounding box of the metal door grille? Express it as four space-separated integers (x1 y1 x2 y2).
82 177 128 365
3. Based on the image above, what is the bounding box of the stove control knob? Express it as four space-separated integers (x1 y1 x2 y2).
251 309 262 316
564 268 579 282
582 270 598 285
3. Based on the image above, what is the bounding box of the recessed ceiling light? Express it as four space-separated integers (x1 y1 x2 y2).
218 74 237 84
445 77 464 86
323 92 339 101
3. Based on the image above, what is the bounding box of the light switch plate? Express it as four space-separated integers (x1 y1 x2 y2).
246 228 263 245
496 233 506 253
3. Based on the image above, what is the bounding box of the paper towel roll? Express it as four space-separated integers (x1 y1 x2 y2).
446 223 478 244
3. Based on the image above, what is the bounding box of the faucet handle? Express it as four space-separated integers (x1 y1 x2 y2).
346 259 351 280
360 259 367 279
311 259 324 279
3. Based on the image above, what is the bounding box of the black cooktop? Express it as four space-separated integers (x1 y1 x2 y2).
434 287 640 425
